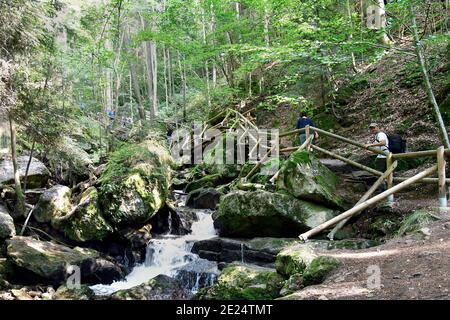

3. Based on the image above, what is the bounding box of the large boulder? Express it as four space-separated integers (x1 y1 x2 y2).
277 151 344 209
55 187 114 242
192 237 297 267
111 275 191 300
53 285 94 300
302 256 340 286
99 140 173 226
0 205 15 239
0 156 50 189
33 185 72 224
214 190 338 238
186 188 222 209
6 236 123 285
196 264 285 300
275 242 332 277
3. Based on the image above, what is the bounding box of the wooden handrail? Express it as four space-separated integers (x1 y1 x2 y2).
299 164 438 241
310 144 383 176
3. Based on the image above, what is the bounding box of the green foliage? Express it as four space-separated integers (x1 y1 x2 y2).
397 209 439 237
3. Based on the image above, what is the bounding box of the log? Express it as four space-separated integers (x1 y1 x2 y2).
437 146 447 208
299 164 438 241
392 148 450 159
279 128 306 138
327 160 398 240
311 144 383 176
311 127 388 157
393 177 450 184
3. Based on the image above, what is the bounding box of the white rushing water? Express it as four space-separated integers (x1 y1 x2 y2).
90 206 218 296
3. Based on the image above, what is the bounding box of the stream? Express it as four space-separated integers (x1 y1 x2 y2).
90 192 220 296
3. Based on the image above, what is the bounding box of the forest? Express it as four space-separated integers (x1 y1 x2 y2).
0 0 449 302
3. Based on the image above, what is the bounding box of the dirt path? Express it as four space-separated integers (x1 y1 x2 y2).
284 207 450 300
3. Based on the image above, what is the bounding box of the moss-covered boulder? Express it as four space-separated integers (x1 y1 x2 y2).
55 187 113 242
196 264 285 300
202 132 242 180
0 258 13 285
214 190 338 238
184 174 222 193
302 256 340 286
6 236 100 284
277 151 344 209
275 243 319 276
186 188 222 209
99 140 173 226
111 275 191 300
53 285 95 300
0 156 50 189
280 273 304 296
0 206 15 239
33 185 72 224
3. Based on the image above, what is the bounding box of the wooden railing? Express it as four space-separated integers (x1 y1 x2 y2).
277 125 449 241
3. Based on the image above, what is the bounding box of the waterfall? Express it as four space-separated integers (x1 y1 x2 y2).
90 195 219 296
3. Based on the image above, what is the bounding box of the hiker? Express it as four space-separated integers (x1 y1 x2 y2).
365 123 389 188
296 112 319 145
166 125 174 147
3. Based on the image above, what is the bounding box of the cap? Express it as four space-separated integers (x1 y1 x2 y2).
369 123 378 128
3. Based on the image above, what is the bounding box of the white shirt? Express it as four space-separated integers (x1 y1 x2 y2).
374 132 389 158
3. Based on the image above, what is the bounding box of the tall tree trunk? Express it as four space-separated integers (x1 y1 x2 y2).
346 0 358 72
9 114 25 217
177 51 187 122
201 5 212 109
123 30 146 121
263 5 270 47
410 5 450 148
163 44 169 109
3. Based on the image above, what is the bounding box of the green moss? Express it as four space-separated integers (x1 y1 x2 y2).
303 256 340 286
214 190 338 238
275 243 317 276
198 265 285 300
54 285 94 300
99 140 172 226
276 151 343 209
185 174 222 193
63 187 113 242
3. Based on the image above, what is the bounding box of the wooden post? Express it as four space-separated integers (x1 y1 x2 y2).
327 160 398 240
438 146 447 208
299 165 438 241
386 152 394 205
305 125 310 151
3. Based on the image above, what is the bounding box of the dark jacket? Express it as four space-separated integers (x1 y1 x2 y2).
296 117 315 130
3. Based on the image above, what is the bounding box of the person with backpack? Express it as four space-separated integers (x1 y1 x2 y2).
365 123 389 176
296 112 319 145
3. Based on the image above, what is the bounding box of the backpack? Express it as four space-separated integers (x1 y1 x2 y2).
387 133 406 154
